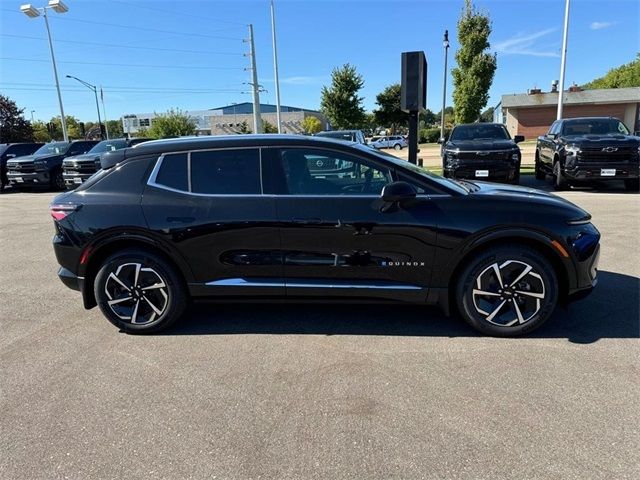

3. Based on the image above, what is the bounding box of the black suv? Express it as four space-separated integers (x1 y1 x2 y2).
535 117 640 191
50 135 600 336
440 123 524 184
0 142 43 191
62 137 150 189
7 140 98 191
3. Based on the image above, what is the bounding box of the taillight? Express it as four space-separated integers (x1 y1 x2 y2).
50 203 79 221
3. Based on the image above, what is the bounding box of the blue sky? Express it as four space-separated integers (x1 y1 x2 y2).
0 0 638 123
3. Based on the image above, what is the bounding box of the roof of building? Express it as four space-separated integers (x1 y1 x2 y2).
501 87 640 108
209 102 321 115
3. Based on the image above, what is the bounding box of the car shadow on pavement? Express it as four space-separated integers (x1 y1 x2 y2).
519 174 636 194
162 271 638 344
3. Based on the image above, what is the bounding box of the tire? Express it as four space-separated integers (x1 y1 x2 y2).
455 246 558 336
624 179 639 192
94 249 187 333
553 160 568 191
534 152 546 180
394 143 402 151
512 170 521 185
51 168 65 191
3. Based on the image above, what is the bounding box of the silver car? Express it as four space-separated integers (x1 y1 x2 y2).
369 135 407 150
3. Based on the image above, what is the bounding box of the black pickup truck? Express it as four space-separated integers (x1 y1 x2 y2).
439 123 524 184
62 137 150 189
535 117 639 191
6 141 98 191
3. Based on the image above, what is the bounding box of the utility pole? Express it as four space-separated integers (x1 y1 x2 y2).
440 30 450 141
101 86 109 139
270 0 282 133
557 0 570 120
247 24 262 134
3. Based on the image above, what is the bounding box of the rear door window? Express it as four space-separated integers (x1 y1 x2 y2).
190 148 261 195
155 153 188 191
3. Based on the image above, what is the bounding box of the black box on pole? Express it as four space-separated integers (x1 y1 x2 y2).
401 51 427 164
401 51 427 113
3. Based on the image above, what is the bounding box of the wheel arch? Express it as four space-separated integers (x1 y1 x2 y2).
80 235 193 309
446 233 573 315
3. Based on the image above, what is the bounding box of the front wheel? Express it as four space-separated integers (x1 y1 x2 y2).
535 152 546 180
624 179 639 192
94 249 187 333
51 168 65 191
455 246 558 336
553 161 568 191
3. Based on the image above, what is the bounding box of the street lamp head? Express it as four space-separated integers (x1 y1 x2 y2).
443 29 450 48
48 0 68 13
20 4 41 17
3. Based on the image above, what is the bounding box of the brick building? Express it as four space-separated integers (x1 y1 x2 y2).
498 87 640 139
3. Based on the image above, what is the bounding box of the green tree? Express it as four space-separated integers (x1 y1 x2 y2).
451 0 497 124
320 63 366 129
147 109 196 139
106 120 124 138
237 120 251 134
480 106 495 122
583 53 640 89
32 120 51 142
0 95 33 142
301 116 322 134
46 115 82 140
262 119 278 133
419 109 437 127
435 106 455 128
373 83 408 134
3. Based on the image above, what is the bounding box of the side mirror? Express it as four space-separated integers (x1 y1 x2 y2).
437 137 445 144
381 181 417 203
546 132 557 139
514 135 525 144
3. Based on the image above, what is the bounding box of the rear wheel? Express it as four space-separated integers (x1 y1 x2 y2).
94 249 187 333
394 143 402 151
624 179 639 192
455 246 558 336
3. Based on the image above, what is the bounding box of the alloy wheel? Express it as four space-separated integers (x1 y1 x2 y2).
471 260 545 327
104 262 169 325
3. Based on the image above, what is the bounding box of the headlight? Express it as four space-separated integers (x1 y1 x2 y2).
444 150 458 165
511 152 519 161
564 145 580 156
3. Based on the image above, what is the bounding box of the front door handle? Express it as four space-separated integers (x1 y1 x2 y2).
293 218 323 225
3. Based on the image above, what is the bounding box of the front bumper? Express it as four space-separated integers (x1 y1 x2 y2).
445 162 519 182
564 162 639 181
62 171 94 188
7 170 50 186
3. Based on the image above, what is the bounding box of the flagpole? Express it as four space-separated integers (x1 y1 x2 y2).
557 0 570 120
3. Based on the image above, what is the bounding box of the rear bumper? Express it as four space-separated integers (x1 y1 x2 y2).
57 267 83 292
7 171 50 185
564 162 639 181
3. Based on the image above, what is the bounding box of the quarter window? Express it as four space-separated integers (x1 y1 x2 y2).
190 148 261 194
155 153 188 191
276 148 391 195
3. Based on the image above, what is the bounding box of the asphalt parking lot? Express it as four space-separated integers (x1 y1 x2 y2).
1 177 638 479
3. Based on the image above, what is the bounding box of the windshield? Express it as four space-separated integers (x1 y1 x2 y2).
450 124 510 141
562 119 630 136
88 139 128 154
355 145 468 194
34 142 69 156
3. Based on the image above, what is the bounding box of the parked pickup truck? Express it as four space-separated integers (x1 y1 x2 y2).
535 117 639 191
62 137 150 189
6 140 98 191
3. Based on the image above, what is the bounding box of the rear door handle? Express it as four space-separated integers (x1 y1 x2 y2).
293 218 323 225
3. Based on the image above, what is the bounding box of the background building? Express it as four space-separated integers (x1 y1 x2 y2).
499 86 640 139
121 103 328 136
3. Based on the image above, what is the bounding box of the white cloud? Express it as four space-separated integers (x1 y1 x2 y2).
493 28 559 57
590 21 615 30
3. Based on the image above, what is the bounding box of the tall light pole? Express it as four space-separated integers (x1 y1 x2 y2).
557 0 571 120
20 1 69 141
100 86 109 139
66 75 103 140
440 30 450 142
270 0 282 133
30 110 35 122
